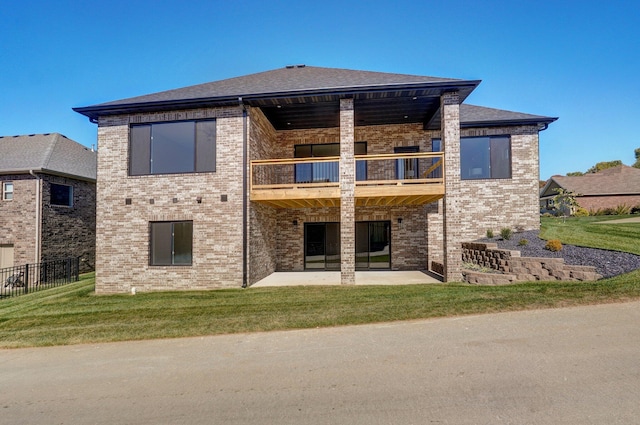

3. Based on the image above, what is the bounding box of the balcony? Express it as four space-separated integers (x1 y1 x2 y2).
250 152 445 208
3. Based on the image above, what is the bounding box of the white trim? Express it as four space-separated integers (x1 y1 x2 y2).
2 181 13 200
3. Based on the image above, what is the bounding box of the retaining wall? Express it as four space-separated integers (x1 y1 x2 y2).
461 242 602 284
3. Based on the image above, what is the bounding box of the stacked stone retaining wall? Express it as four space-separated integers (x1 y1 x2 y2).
462 242 602 284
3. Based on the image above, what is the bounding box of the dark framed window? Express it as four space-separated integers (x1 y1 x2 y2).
150 221 193 266
294 142 367 183
460 136 511 180
2 182 13 200
394 146 420 179
130 120 216 176
429 139 443 178
50 183 73 206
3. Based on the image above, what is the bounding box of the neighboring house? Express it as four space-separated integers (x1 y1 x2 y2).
74 65 556 293
0 133 97 272
540 165 640 213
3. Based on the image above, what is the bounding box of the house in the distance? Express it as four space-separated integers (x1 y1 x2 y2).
0 133 97 272
540 165 640 213
74 65 556 293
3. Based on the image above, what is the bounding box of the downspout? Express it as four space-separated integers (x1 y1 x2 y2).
29 170 42 264
239 97 248 288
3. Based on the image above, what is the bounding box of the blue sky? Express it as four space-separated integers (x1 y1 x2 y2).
1 0 638 179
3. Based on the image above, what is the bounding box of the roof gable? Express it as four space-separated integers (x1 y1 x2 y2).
0 133 97 181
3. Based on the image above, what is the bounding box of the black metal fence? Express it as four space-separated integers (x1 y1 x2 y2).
0 257 80 299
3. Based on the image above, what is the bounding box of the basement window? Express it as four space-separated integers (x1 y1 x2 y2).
150 221 193 266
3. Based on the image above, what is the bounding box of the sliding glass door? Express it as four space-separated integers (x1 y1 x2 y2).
304 223 340 270
304 221 390 270
356 221 391 270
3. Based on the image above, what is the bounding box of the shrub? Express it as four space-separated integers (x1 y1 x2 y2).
500 227 512 240
486 229 494 239
518 238 528 246
602 208 616 216
631 205 640 215
573 207 589 217
615 204 631 215
542 212 554 218
545 239 563 252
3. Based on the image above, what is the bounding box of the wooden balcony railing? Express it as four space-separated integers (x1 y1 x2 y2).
250 152 445 208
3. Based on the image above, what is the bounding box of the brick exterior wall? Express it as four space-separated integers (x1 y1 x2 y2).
93 101 543 291
95 107 245 293
0 174 95 272
0 175 38 266
40 175 96 273
251 118 542 281
442 92 462 282
339 99 356 284
576 195 640 212
273 205 428 273
426 199 444 267
457 126 541 240
247 107 278 284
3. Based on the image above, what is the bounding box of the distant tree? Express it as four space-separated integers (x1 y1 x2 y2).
633 148 640 169
553 188 580 222
586 160 622 174
566 171 584 176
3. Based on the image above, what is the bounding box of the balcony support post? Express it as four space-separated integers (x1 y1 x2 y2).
340 98 356 285
441 91 463 282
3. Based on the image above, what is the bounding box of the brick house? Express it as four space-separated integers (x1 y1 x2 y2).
74 66 556 293
0 133 97 272
540 165 640 213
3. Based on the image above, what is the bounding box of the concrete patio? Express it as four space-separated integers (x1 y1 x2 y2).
251 271 442 287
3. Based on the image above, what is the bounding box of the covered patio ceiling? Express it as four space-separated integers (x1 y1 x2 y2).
248 84 477 130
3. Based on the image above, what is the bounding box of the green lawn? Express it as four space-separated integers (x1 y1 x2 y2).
540 215 640 255
1 215 639 348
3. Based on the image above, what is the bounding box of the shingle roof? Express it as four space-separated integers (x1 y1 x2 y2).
74 66 482 125
541 165 640 197
0 133 96 181
73 65 556 130
459 104 556 127
95 65 463 107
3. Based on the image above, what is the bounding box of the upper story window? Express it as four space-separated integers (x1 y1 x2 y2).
50 183 73 207
2 182 13 200
460 136 511 180
394 146 420 179
294 142 367 183
130 120 216 176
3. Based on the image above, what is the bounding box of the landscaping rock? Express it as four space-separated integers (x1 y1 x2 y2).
480 230 640 279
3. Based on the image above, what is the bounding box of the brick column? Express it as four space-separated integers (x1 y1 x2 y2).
441 91 462 282
339 98 355 285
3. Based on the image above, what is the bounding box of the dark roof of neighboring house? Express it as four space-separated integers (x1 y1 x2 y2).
74 65 556 130
540 165 640 198
0 133 97 181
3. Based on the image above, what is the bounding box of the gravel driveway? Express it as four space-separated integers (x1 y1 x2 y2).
480 230 640 278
